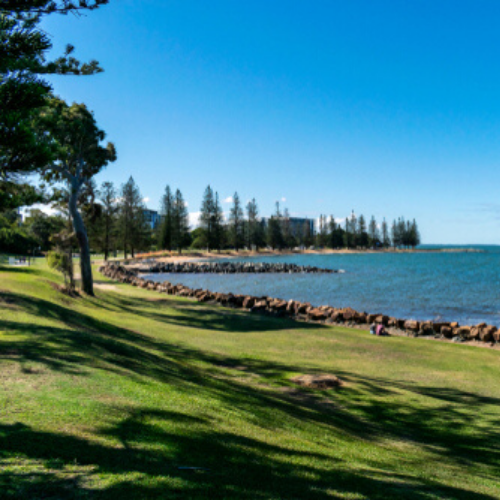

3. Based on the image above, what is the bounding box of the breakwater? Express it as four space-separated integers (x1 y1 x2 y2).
100 263 500 345
133 261 339 274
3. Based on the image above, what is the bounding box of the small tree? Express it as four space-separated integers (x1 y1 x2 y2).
41 98 116 295
47 249 74 292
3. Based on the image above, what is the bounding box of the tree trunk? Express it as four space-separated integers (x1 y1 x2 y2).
69 182 94 295
104 222 109 261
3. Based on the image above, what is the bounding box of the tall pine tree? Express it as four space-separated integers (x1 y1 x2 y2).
199 185 214 251
172 189 189 253
158 185 173 251
118 177 149 258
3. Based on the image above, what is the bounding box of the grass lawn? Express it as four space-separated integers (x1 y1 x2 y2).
1 262 499 499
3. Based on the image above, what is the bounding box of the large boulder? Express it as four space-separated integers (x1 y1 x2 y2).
307 308 328 321
469 327 481 340
242 296 256 309
375 315 389 325
331 311 343 322
419 321 434 335
441 326 453 338
433 322 450 333
454 326 471 339
296 302 310 314
251 300 267 312
270 299 287 312
404 320 420 332
480 325 497 342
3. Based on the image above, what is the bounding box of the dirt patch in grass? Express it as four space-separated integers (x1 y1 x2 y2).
94 284 117 291
291 374 342 390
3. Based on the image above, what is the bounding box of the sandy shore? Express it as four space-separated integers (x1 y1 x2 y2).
122 246 482 265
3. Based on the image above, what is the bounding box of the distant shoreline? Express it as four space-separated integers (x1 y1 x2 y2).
129 246 484 264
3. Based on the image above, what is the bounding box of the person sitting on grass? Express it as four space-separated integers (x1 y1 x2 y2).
376 324 387 336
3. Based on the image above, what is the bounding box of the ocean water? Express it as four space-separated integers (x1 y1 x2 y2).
146 246 500 327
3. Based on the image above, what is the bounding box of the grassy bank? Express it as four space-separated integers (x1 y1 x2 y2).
1 262 499 499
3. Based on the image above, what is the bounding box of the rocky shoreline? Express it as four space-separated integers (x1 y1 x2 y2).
132 261 340 274
99 263 500 345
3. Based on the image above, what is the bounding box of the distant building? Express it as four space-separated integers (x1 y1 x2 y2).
260 217 315 238
143 209 161 230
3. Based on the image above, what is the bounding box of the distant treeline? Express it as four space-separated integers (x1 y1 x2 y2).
1 178 420 258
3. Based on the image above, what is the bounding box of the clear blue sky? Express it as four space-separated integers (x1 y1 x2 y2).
41 0 500 244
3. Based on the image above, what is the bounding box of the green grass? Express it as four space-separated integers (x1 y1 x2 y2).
1 263 499 499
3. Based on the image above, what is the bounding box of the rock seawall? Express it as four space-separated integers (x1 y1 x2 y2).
134 261 339 274
99 263 499 345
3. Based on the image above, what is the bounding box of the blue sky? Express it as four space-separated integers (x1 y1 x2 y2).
40 0 500 244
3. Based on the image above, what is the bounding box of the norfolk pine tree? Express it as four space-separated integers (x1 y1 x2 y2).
229 192 244 251
98 181 117 261
0 1 109 211
172 189 189 253
118 177 148 259
199 185 214 251
159 185 174 251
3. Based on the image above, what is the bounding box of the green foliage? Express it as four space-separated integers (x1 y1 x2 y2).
47 248 73 289
266 202 284 250
24 208 65 251
0 225 37 253
228 191 244 250
245 198 265 249
96 181 118 260
172 189 190 253
118 177 151 258
0 1 108 210
199 185 225 251
158 185 173 251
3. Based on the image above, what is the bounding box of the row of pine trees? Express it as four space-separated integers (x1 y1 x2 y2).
55 179 421 259
191 186 421 252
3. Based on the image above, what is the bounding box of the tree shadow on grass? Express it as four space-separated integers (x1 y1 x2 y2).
95 289 324 334
1 415 497 500
1 291 500 498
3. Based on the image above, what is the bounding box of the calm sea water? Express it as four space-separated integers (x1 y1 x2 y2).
146 246 500 327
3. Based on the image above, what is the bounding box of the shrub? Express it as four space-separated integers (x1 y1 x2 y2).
47 250 75 291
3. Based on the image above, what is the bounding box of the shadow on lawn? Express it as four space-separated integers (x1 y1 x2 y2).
1 290 500 498
1 416 497 500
